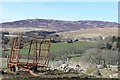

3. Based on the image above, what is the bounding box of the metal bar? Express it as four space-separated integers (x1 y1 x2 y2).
35 40 37 63
44 39 51 67
9 38 15 63
23 68 38 76
33 39 36 64
40 39 50 66
17 36 22 63
27 40 32 64
11 37 17 61
38 41 42 62
13 37 18 63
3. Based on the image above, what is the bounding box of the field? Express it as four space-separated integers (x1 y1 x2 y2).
1 41 96 68
59 28 119 39
14 41 96 55
50 41 96 55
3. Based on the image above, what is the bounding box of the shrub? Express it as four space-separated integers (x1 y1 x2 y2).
80 49 118 65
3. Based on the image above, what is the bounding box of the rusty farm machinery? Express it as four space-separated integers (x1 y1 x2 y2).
7 36 51 76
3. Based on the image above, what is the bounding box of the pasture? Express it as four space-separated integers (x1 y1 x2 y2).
3 41 96 55
1 41 96 68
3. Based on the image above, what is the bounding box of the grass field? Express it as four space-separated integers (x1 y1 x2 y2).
0 41 96 68
50 41 96 55
3 41 96 55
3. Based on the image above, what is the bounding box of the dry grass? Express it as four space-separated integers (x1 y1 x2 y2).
1 27 55 33
59 28 119 38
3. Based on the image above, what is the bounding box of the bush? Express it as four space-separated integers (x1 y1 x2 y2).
80 48 118 65
2 52 8 58
2 37 9 45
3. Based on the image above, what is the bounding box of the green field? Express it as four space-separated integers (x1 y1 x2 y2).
50 41 96 55
1 41 96 68
3 41 96 56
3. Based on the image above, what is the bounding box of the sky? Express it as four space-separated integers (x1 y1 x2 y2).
0 2 118 23
0 0 119 2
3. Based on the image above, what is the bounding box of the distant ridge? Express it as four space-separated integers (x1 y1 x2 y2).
0 19 118 32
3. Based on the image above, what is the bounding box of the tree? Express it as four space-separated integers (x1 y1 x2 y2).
106 43 112 49
94 36 103 42
101 50 118 65
104 36 113 43
80 49 118 65
111 41 118 50
80 48 102 64
112 36 117 43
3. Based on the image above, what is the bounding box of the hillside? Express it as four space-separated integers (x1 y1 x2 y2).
58 28 119 38
0 19 118 32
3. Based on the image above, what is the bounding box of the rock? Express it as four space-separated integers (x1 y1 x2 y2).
0 70 7 74
50 60 65 69
76 64 80 67
113 73 118 78
92 69 101 76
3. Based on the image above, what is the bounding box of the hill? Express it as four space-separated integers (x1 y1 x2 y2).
0 19 118 32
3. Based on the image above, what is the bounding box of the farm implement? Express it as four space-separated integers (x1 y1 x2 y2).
7 36 51 76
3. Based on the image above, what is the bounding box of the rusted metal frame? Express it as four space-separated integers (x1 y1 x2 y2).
14 37 19 64
23 68 38 76
8 37 18 68
8 36 22 68
8 37 51 73
7 38 15 68
33 39 37 64
17 36 22 64
9 37 15 63
25 39 38 69
33 38 51 67
8 37 15 65
45 39 51 67
40 40 46 66
35 40 38 64
16 37 20 65
13 37 18 62
26 40 32 65
38 41 42 63
40 39 50 67
11 37 17 62
47 39 51 67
